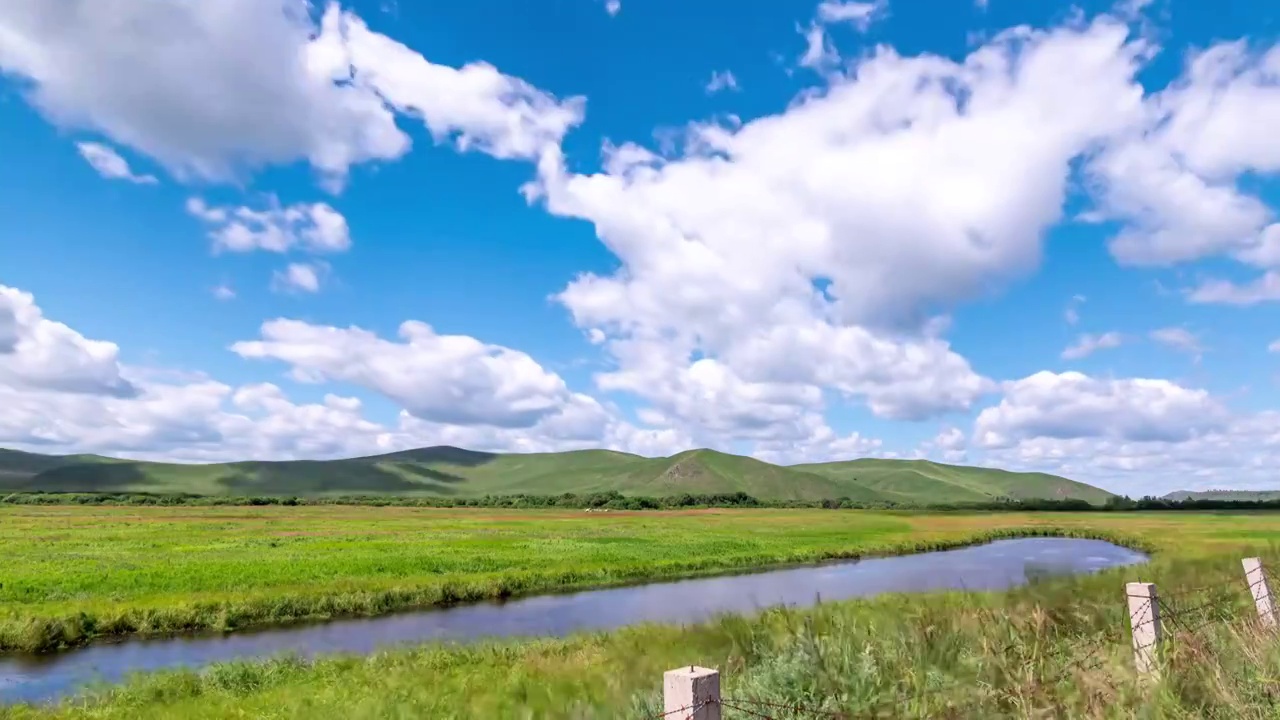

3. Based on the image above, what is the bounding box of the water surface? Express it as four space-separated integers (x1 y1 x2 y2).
0 537 1147 705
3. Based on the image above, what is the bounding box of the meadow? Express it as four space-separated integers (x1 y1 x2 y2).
2 507 1280 718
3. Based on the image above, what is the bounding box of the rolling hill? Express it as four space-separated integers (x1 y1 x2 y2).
792 458 1116 505
0 445 1113 504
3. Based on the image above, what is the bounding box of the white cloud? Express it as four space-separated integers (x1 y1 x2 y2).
605 0 622 17
75 142 157 184
981 410 1280 496
0 1 582 187
0 283 687 462
523 18 1142 441
752 419 883 465
975 371 1228 449
800 0 890 72
271 262 329 294
912 426 968 463
816 0 889 32
0 285 137 398
798 23 839 71
1089 42 1280 271
1149 326 1203 358
1187 271 1280 306
187 197 351 254
705 70 739 94
1269 339 1280 353
331 8 584 163
213 284 236 301
232 318 584 429
1061 331 1123 360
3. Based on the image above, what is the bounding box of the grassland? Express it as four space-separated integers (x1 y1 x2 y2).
0 505 1150 653
3 508 1280 718
0 445 1114 503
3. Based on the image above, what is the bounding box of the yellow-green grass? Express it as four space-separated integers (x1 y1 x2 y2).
3 510 1280 718
0 505 1263 654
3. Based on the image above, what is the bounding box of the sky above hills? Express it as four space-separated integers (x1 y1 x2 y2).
0 0 1277 496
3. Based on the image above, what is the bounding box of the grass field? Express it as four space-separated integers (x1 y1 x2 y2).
3 507 1280 718
0 445 1114 504
0 505 1150 653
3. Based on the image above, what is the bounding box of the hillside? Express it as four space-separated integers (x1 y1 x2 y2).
0 446 1112 504
1163 490 1280 502
791 458 1115 505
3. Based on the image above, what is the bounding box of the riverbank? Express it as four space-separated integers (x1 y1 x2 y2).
0 506 1197 653
0 508 1266 655
2 541 1275 719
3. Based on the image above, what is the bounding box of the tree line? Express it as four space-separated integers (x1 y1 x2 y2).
3 490 1279 512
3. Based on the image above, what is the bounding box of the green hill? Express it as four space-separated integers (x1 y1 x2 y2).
0 446 1112 504
791 458 1115 505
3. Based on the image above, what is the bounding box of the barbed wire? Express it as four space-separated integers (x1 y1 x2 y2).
653 564 1275 719
721 697 848 718
653 700 708 718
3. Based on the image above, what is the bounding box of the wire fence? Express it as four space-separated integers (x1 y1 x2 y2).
653 556 1277 719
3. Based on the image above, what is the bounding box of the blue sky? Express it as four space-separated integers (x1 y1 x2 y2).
0 0 1278 495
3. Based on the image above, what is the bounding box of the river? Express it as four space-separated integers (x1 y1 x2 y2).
0 536 1147 705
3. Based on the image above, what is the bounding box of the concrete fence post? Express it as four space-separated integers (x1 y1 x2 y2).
1126 581 1162 678
1243 557 1277 629
663 666 721 720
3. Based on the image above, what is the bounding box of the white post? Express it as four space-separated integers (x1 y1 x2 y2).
1126 581 1162 678
663 666 721 720
1243 557 1277 629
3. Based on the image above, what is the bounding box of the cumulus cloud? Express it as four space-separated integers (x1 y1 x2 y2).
0 283 687 461
75 142 157 184
271 262 329 294
187 197 351 254
0 285 137 398
975 371 1228 449
521 17 1143 440
752 418 884 465
916 426 968 463
231 318 587 429
1089 42 1280 275
212 284 236 301
981 410 1280 496
0 0 582 187
1270 339 1280 353
1061 331 1123 360
1187 271 1280 306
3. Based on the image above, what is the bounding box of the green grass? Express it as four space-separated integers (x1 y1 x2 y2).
0 505 1148 652
0 445 1112 504
3 509 1280 718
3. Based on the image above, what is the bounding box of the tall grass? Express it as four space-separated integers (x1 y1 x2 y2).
4 546 1278 718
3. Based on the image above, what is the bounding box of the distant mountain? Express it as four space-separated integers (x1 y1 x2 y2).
1163 489 1280 502
0 446 1113 504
